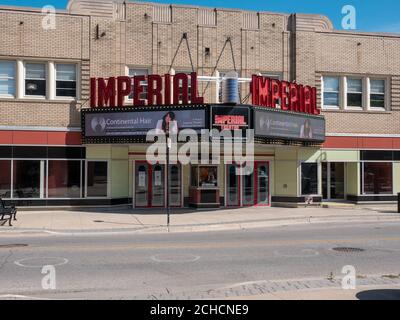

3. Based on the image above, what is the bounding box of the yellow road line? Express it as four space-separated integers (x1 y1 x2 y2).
12 236 400 252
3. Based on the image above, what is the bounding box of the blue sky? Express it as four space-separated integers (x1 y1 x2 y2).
1 0 399 33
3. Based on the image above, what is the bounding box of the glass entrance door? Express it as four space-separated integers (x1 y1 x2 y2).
226 164 240 206
256 162 269 206
242 170 254 206
151 164 165 207
135 163 149 207
169 164 182 207
226 162 270 207
322 162 345 200
135 162 182 208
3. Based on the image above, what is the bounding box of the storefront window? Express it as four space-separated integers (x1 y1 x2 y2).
190 166 198 187
0 160 11 198
48 161 81 198
199 166 218 188
362 162 393 195
87 161 108 197
13 160 41 198
301 163 318 195
191 166 218 188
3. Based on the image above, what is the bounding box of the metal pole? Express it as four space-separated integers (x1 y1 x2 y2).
166 134 171 230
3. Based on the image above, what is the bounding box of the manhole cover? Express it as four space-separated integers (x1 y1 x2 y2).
332 247 365 253
14 257 69 268
0 244 28 249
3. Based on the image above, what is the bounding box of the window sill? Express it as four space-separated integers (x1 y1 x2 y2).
0 97 80 104
322 109 392 114
321 106 340 111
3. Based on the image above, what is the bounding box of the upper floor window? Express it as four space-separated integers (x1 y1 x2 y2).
322 75 389 111
0 61 16 97
323 76 340 108
128 68 148 100
56 64 77 98
25 63 46 97
347 78 363 108
260 72 282 80
370 79 385 109
175 70 193 102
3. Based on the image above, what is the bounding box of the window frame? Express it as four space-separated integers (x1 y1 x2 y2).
174 69 194 103
0 159 12 198
55 63 78 100
345 77 364 110
46 159 83 199
322 76 341 110
360 161 394 196
369 78 387 111
300 162 320 197
24 62 47 98
0 60 16 98
126 66 150 103
85 160 110 199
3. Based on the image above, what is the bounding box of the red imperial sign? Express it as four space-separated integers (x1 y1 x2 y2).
90 72 319 116
90 72 204 107
251 75 320 115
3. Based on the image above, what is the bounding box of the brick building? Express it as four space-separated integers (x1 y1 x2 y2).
0 0 399 207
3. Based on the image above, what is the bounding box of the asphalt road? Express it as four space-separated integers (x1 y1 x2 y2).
1 221 400 299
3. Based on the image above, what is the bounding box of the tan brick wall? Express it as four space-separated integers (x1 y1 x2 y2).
0 9 90 128
0 100 80 127
1 1 400 135
0 10 89 59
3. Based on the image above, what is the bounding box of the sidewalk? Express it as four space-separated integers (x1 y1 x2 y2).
1 204 399 235
234 285 400 300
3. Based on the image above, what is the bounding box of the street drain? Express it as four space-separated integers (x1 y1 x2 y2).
332 247 365 253
93 220 104 223
0 244 28 249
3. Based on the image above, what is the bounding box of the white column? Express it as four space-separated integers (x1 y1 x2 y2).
16 60 24 99
215 70 220 103
48 61 55 100
341 76 347 110
40 160 45 199
170 68 175 102
365 77 371 111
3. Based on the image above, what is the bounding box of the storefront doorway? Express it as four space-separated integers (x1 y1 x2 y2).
226 161 270 207
134 162 182 208
322 162 345 200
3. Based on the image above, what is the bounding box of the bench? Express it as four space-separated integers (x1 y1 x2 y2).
0 199 17 227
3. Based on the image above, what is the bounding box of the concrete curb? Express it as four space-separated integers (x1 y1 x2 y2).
1 213 400 236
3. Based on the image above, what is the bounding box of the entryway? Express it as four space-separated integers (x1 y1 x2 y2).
322 162 345 200
226 161 270 207
134 162 182 208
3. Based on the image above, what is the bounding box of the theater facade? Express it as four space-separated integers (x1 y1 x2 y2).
0 0 399 208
